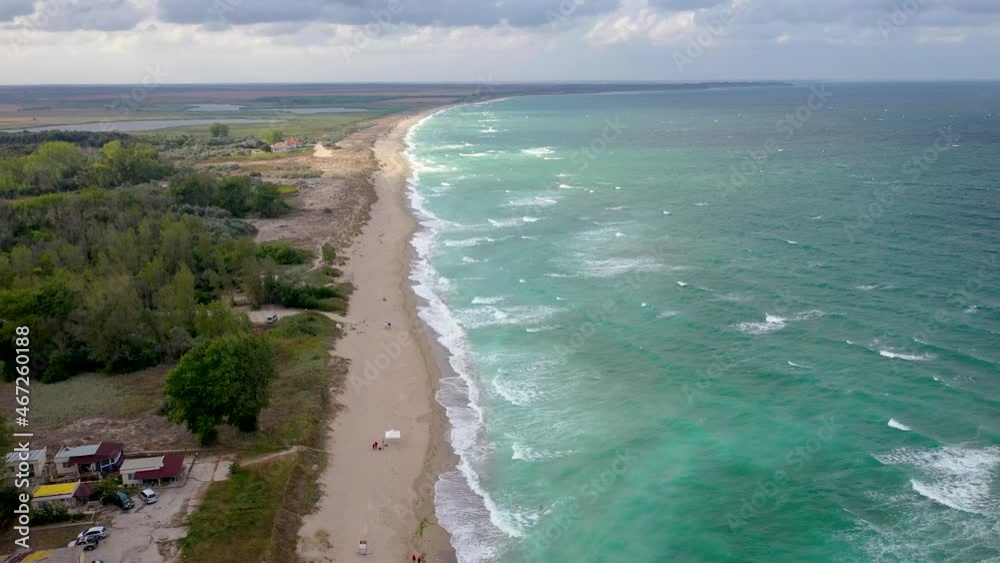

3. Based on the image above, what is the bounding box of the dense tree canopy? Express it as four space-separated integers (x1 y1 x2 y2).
165 334 277 445
0 140 171 197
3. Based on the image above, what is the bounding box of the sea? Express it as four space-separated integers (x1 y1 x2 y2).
404 83 1000 562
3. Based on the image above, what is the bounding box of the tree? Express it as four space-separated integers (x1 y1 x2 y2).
169 174 217 207
165 334 277 445
209 123 230 138
263 130 284 145
193 301 252 339
252 183 287 218
213 176 252 217
87 140 170 188
92 477 123 503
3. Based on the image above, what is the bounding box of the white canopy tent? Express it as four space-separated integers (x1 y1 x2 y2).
384 430 401 440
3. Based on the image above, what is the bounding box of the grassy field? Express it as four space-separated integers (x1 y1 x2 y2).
179 312 344 562
132 112 378 142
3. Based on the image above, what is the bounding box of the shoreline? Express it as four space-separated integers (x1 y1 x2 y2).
297 109 457 563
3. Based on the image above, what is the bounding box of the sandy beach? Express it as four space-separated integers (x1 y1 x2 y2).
297 112 457 563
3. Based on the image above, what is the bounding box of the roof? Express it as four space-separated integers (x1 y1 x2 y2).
134 454 184 480
54 444 98 459
32 482 79 499
121 456 164 473
73 482 94 499
5 448 46 464
20 547 81 562
68 442 123 465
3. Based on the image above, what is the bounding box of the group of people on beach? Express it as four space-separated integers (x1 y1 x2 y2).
372 440 387 451
410 555 423 562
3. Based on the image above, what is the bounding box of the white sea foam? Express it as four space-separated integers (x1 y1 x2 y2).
558 183 577 189
404 108 521 560
888 418 912 431
577 257 666 278
656 311 678 319
511 442 575 462
522 216 540 223
471 296 504 305
462 256 480 264
457 304 564 330
733 310 825 335
787 361 811 369
444 236 496 247
676 281 688 287
506 196 559 207
521 147 554 156
874 445 1000 515
879 349 936 361
488 218 521 228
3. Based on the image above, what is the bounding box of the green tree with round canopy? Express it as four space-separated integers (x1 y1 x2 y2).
165 334 277 445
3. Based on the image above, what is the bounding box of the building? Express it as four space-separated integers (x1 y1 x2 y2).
121 455 185 487
270 137 304 153
30 482 80 509
4 447 47 480
4 547 81 562
52 442 124 478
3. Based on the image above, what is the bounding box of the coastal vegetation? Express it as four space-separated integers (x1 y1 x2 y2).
0 134 342 385
179 313 342 562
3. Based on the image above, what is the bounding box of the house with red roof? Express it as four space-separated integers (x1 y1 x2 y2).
120 455 185 487
52 442 125 479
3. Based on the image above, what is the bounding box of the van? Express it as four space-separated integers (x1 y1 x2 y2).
112 491 134 510
138 488 158 504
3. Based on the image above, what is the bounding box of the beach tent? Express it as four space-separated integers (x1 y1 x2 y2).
384 430 401 440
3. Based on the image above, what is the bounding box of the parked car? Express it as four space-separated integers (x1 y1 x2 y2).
265 314 279 324
68 535 100 551
111 490 134 510
139 488 158 504
77 526 109 541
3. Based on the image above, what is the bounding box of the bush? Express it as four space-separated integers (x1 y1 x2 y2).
256 242 313 265
265 280 341 311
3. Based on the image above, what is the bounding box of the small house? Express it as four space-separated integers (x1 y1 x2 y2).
53 442 124 478
4 447 47 480
30 482 80 509
121 455 185 487
270 141 291 153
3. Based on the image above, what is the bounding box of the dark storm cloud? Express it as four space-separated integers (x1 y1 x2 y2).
0 0 145 31
157 0 621 28
0 0 34 21
656 0 1000 26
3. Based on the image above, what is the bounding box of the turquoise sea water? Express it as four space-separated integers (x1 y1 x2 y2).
405 84 1000 562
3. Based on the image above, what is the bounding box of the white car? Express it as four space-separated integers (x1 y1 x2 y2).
139 488 158 504
77 526 109 541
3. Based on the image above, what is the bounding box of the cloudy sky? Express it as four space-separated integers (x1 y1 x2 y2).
2 0 1000 84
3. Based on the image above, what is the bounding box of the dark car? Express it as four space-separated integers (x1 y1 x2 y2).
111 491 134 510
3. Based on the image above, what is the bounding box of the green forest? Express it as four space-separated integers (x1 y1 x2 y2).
0 133 346 384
